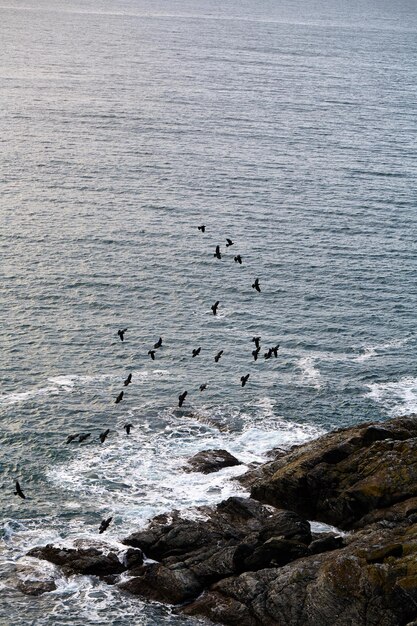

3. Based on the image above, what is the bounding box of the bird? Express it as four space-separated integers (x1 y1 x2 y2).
14 480 26 499
241 374 250 387
118 328 127 341
124 373 132 386
272 345 280 358
226 238 234 247
198 225 206 232
252 348 260 361
192 347 201 358
154 337 162 349
199 384 207 391
124 423 133 435
264 349 272 360
211 301 219 315
99 517 112 534
66 433 79 444
115 391 124 404
234 255 242 264
214 350 223 363
178 391 187 407
100 429 110 443
252 336 261 348
78 433 91 442
214 245 221 260
148 350 156 360
252 278 261 293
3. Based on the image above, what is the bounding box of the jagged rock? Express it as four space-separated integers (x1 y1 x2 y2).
16 579 57 596
27 545 126 578
185 449 242 474
308 533 344 554
249 415 417 529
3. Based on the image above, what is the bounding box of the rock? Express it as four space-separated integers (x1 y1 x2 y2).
249 414 417 529
27 545 126 578
308 533 344 554
123 548 144 570
16 579 57 596
185 449 242 474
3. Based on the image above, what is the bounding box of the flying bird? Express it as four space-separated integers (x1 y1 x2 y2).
198 225 206 232
100 429 110 443
115 391 124 404
118 328 127 341
214 350 223 363
192 347 201 358
252 278 261 293
234 255 242 264
124 423 133 435
252 348 260 361
14 480 26 499
211 301 219 315
66 433 79 444
241 374 250 387
214 245 221 260
154 337 162 349
226 238 234 247
178 391 187 407
124 373 132 386
199 384 207 391
99 517 112 534
78 433 91 442
252 336 261 348
264 349 272 360
148 350 156 360
272 345 280 358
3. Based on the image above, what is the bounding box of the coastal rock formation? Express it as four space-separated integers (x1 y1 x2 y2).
184 449 242 473
25 415 417 626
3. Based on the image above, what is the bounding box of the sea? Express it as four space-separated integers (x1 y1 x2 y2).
0 0 416 623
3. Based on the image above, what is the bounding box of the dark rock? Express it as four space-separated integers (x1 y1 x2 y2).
308 533 344 554
124 548 144 570
16 579 57 596
185 449 242 474
27 545 126 578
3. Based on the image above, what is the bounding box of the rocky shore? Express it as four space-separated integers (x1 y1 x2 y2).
26 415 417 625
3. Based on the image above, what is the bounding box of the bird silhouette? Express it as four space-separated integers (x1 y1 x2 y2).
14 480 26 499
198 225 206 232
154 337 162 349
272 345 280 357
192 347 201 357
226 238 234 247
252 336 261 349
264 348 272 360
214 245 221 260
178 391 187 407
252 348 260 361
118 328 127 341
99 517 112 534
124 373 132 386
148 350 156 360
234 255 242 264
66 433 79 444
115 391 124 404
214 350 223 363
241 374 250 387
252 278 261 293
199 384 207 391
100 429 110 443
211 301 219 315
124 423 133 435
78 433 91 442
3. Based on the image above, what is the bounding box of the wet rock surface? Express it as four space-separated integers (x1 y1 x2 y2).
184 449 242 474
27 415 417 626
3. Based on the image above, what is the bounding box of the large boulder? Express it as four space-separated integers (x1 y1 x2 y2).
27 545 126 578
184 449 242 474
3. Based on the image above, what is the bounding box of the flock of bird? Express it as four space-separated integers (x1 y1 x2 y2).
13 225 280 535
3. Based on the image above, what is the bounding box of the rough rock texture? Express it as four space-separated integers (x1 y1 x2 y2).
27 546 126 578
248 415 417 529
26 415 417 625
16 579 57 596
185 449 242 474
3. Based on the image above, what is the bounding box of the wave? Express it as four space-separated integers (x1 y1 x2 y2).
365 375 417 416
296 357 323 389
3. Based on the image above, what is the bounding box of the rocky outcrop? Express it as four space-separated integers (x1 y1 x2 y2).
184 449 242 473
26 415 417 626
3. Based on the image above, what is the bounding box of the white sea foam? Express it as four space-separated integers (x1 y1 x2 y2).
365 376 417 416
354 337 409 363
296 357 323 389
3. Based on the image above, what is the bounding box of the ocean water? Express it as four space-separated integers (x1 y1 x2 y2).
1 0 416 623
